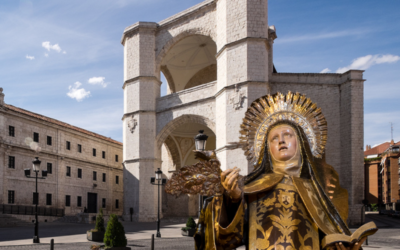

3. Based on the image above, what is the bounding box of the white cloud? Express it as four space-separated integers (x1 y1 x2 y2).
88 76 108 88
42 41 62 53
44 53 48 57
320 68 331 73
336 54 400 73
62 51 66 54
26 55 35 60
67 82 91 102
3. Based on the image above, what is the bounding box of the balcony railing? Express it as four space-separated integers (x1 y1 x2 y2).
0 204 64 217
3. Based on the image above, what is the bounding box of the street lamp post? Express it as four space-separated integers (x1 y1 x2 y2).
194 130 208 218
150 168 166 238
24 157 47 244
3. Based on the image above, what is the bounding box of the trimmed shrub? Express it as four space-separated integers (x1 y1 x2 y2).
182 217 197 231
104 214 127 248
95 208 105 232
186 217 196 228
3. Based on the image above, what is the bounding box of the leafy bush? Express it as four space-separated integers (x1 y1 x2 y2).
104 214 127 248
371 203 378 211
95 208 105 232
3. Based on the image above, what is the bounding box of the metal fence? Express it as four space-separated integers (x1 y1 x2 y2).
0 204 64 217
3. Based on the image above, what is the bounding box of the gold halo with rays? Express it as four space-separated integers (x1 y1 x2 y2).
239 91 327 164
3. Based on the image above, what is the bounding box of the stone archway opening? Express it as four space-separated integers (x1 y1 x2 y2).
160 35 217 94
160 121 216 218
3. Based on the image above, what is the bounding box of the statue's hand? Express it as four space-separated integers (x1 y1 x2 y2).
330 237 366 250
221 167 242 202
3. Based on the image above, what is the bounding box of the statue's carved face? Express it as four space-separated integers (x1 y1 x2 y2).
268 125 298 162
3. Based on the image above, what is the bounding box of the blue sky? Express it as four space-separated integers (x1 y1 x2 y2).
0 0 399 147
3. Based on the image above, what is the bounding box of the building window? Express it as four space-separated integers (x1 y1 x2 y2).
78 144 82 153
93 171 97 181
77 196 82 207
102 198 106 208
78 168 82 178
115 155 119 162
102 151 106 159
9 126 15 137
65 195 71 207
47 163 52 174
66 166 71 177
33 192 39 205
8 191 15 204
33 132 39 142
66 141 71 150
46 194 52 206
8 156 15 169
47 136 52 146
115 199 119 209
116 175 119 184
93 148 96 157
102 173 106 182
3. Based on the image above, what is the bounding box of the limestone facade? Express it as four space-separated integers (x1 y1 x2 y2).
0 89 123 216
121 0 365 225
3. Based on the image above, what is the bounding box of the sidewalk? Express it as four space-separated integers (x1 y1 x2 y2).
0 214 399 249
0 221 186 246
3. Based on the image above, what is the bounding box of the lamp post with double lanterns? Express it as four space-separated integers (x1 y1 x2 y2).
150 168 166 238
194 130 208 218
24 157 47 243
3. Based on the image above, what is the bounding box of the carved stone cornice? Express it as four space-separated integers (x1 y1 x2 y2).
121 110 156 120
123 158 162 164
122 76 161 90
121 22 158 45
216 37 269 59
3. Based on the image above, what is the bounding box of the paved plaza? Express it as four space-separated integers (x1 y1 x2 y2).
0 214 399 249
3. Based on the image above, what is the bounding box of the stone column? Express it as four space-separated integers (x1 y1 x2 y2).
215 0 271 174
339 70 365 226
121 22 161 222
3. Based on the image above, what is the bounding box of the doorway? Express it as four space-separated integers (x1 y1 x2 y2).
87 193 97 213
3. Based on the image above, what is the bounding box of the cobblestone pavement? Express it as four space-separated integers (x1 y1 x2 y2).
0 237 194 250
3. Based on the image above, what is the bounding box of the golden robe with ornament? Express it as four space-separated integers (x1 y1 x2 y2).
194 123 351 250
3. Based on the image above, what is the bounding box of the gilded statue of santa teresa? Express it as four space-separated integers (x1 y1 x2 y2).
165 92 377 250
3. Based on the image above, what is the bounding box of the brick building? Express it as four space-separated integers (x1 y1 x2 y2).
122 0 365 225
0 88 123 217
364 141 400 210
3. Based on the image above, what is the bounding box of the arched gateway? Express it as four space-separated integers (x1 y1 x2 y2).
121 0 365 226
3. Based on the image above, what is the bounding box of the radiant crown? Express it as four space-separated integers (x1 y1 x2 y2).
239 91 327 164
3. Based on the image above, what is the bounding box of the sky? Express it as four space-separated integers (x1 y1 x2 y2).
0 0 399 147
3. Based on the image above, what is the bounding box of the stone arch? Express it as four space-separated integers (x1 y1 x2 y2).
163 135 181 170
160 66 175 94
155 28 217 82
156 114 216 150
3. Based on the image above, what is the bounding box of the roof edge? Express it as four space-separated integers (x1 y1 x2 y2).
4 104 122 146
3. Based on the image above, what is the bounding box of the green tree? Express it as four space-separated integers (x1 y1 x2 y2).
95 208 105 232
104 214 127 248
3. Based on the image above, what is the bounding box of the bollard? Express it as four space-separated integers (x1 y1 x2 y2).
50 239 54 250
151 234 154 250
